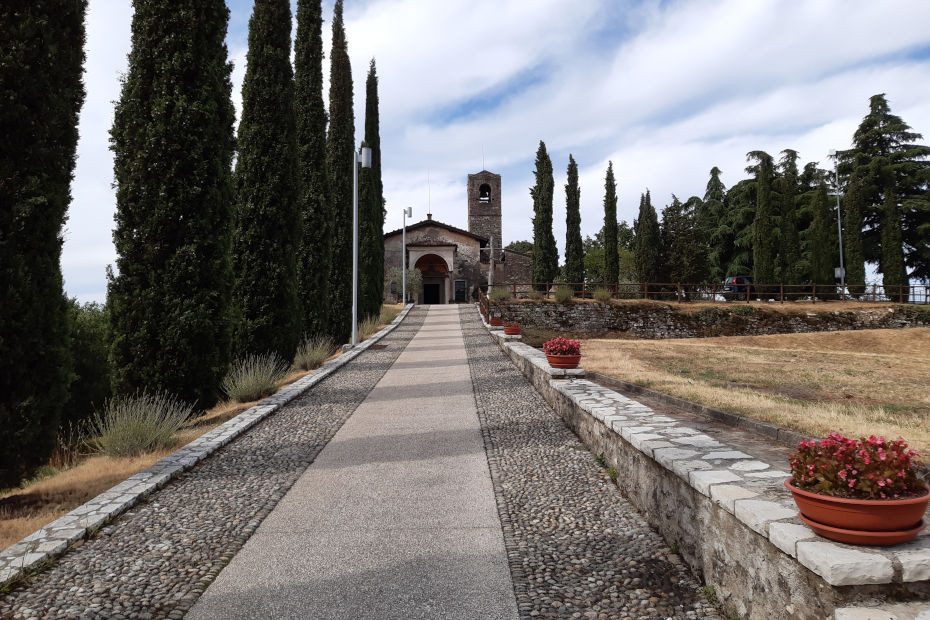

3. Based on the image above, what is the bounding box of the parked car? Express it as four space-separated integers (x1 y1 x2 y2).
722 275 755 300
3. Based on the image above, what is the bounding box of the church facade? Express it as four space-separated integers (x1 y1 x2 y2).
383 170 532 304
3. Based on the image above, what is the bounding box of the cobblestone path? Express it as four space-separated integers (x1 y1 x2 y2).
0 309 427 620
460 307 720 620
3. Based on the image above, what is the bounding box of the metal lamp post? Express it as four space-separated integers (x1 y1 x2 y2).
351 145 372 346
402 206 412 304
828 150 846 293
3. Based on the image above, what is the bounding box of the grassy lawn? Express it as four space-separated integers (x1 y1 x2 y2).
0 304 404 552
576 327 930 455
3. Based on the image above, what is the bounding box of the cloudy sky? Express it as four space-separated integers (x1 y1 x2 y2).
64 0 930 302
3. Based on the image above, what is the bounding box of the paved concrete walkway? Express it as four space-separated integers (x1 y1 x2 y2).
188 305 519 620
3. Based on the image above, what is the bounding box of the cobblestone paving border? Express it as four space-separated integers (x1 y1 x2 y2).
460 306 720 620
0 306 425 619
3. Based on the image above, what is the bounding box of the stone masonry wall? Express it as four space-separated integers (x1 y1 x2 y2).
494 300 930 338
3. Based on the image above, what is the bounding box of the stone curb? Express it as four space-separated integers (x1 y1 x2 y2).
584 370 813 448
0 304 416 589
474 305 930 614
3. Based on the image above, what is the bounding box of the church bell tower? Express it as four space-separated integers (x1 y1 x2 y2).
467 170 502 246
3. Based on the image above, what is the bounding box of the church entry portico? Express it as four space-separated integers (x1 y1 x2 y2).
413 251 452 304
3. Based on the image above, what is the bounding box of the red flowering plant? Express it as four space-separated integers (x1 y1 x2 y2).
789 432 927 500
542 337 581 356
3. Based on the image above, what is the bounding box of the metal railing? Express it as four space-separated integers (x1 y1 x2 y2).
484 282 930 305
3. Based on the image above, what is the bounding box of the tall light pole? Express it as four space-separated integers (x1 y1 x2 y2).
402 206 412 304
828 150 846 293
351 145 372 346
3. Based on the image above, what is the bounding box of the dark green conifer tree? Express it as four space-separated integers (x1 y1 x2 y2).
232 0 302 361
775 150 802 284
325 0 355 342
747 151 776 284
633 191 661 283
702 167 732 282
359 59 385 319
807 182 835 286
843 173 867 296
602 162 619 284
722 178 756 277
108 0 236 408
0 1 85 486
531 141 558 285
295 0 330 337
564 155 584 285
880 184 907 291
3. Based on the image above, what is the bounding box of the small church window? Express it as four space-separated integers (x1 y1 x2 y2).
478 183 491 203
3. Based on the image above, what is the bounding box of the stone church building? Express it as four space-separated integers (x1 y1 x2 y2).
383 170 532 304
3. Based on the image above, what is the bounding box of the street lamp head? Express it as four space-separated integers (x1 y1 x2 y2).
404 206 412 218
360 146 372 168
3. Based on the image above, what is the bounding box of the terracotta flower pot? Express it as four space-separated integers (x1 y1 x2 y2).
503 325 521 335
785 479 929 546
490 317 503 326
546 353 581 369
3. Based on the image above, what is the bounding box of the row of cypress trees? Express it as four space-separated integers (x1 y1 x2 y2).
108 0 385 410
531 94 928 291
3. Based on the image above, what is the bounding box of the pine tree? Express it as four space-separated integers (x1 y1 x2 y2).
0 1 85 486
841 94 930 281
530 141 558 285
747 151 776 285
295 0 330 337
325 0 355 342
702 167 731 282
633 191 661 282
358 59 385 319
723 178 756 277
775 150 802 284
108 0 236 408
232 0 302 362
843 173 867 297
602 162 619 284
564 154 584 285
807 182 835 286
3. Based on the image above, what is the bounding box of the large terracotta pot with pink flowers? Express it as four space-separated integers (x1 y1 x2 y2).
786 433 928 546
542 337 581 369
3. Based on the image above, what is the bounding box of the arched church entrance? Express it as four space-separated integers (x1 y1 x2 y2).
414 253 449 304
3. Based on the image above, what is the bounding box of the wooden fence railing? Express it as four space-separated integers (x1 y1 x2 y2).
482 282 930 305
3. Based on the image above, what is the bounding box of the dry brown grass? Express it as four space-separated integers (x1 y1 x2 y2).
581 327 930 454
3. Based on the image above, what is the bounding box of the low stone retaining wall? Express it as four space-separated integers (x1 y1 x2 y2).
493 299 930 338
479 306 930 620
0 304 415 589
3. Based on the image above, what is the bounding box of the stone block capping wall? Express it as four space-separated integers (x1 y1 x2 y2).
478 305 930 620
0 304 415 590
494 299 930 338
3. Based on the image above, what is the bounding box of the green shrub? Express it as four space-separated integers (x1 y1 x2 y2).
292 335 336 371
731 304 754 316
489 286 510 301
554 286 573 303
222 353 287 403
593 288 612 303
88 391 193 457
66 300 111 426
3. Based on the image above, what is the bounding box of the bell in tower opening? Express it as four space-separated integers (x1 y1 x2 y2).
478 183 491 203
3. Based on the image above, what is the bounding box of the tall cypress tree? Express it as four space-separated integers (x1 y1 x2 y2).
776 149 802 284
843 173 867 296
359 59 384 319
880 183 907 291
633 191 661 283
807 182 835 286
530 141 558 285
0 1 85 486
295 0 330 337
232 0 301 361
603 161 619 284
109 0 236 408
747 150 776 284
564 154 584 285
325 0 355 342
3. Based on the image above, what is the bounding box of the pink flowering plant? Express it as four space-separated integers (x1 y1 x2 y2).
789 432 927 500
542 337 581 356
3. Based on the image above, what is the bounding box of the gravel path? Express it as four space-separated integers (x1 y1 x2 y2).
460 307 720 620
0 308 427 620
